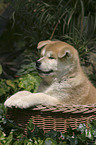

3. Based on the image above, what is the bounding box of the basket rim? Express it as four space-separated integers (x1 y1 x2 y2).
8 104 96 114
28 104 96 114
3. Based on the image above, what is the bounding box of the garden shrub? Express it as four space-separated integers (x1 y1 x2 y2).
0 0 96 79
0 104 96 145
0 73 41 103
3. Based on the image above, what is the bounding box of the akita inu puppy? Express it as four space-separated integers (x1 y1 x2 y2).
4 40 96 108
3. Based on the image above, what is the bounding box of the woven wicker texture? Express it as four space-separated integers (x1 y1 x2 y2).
7 104 96 133
32 104 96 113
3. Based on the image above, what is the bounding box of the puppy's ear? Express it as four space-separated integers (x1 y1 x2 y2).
37 40 57 49
37 40 52 49
58 47 70 58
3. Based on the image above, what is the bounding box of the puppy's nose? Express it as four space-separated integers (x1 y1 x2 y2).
36 61 41 68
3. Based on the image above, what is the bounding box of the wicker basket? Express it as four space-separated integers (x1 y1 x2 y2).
7 104 96 133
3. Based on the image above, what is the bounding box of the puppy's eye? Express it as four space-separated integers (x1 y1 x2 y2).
49 56 54 59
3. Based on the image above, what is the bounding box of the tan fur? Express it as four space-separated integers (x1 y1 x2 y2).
4 40 96 108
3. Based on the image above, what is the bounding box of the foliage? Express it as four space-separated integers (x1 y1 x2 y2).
0 0 96 79
0 104 96 145
8 0 96 51
1 0 95 54
0 64 2 75
0 42 38 79
0 79 10 100
16 63 36 76
17 73 41 92
16 50 38 76
0 0 8 14
0 73 41 103
0 103 24 144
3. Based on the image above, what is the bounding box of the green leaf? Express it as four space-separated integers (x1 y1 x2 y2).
17 74 41 92
6 80 16 89
45 138 57 145
0 88 6 95
13 140 24 145
0 131 6 144
5 132 13 145
0 64 2 75
27 119 34 131
59 142 67 145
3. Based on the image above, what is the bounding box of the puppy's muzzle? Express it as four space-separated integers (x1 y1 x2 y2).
36 60 53 75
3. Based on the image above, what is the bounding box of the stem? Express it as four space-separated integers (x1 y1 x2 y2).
50 20 60 40
50 12 66 40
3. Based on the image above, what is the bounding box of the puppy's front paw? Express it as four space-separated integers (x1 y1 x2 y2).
4 97 20 108
4 91 32 109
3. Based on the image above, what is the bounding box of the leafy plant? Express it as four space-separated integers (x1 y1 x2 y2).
0 103 23 137
0 73 41 103
1 115 96 145
0 79 10 100
0 64 2 75
0 0 96 79
0 0 8 14
16 63 36 75
16 51 38 76
0 103 96 145
17 73 41 93
8 0 96 49
0 131 13 145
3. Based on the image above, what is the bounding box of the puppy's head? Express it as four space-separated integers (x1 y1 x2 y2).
36 40 80 78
